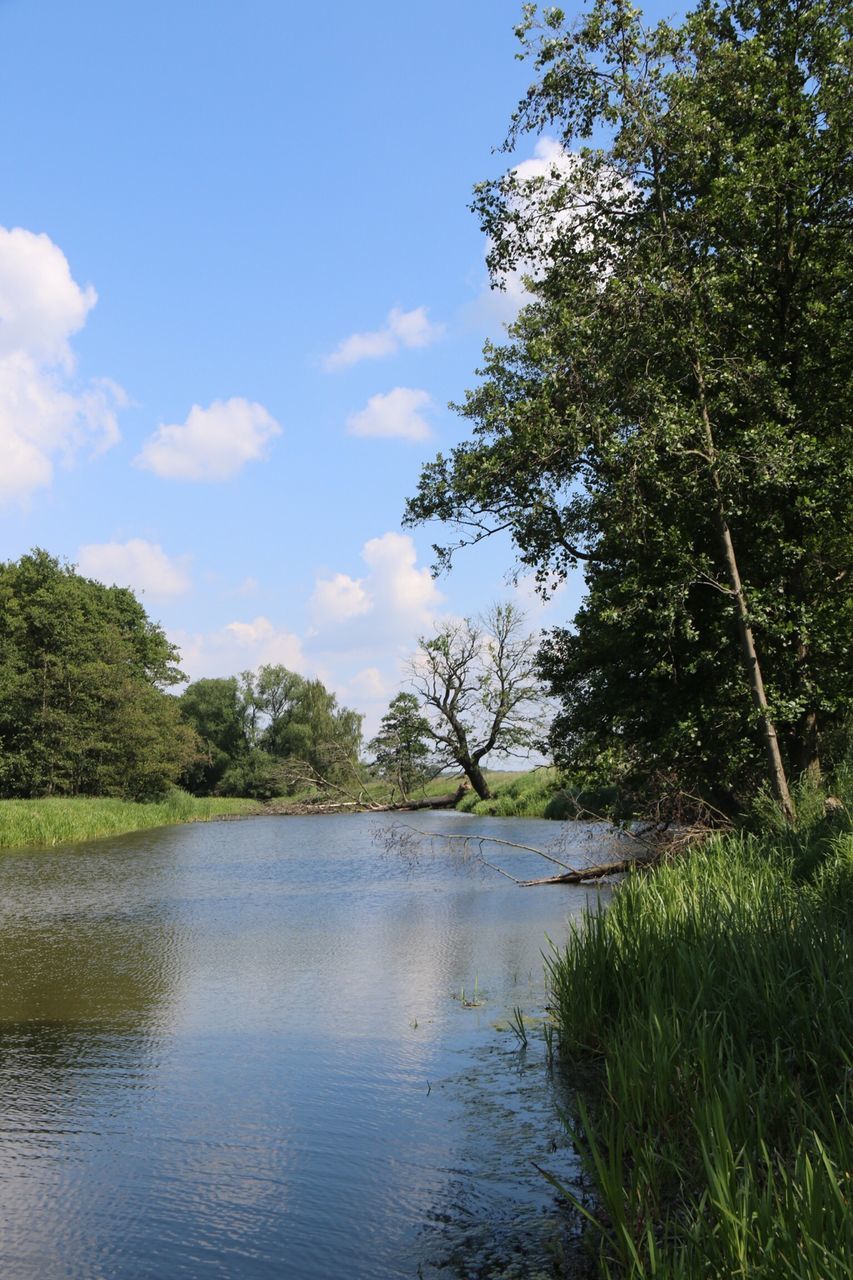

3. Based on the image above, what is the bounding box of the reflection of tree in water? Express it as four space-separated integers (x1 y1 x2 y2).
0 909 179 1108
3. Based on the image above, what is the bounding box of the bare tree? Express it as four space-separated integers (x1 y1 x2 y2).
410 603 545 799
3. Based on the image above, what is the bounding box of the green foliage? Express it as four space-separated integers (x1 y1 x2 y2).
217 749 290 801
456 767 563 816
178 677 246 794
406 0 853 809
263 674 362 782
542 782 622 821
547 801 853 1276
178 663 363 798
0 791 258 849
368 692 434 798
0 549 198 799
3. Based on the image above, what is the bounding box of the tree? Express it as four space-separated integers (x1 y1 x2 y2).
179 663 364 798
178 677 247 794
369 693 434 799
259 671 363 781
411 604 545 799
406 0 852 814
0 549 197 798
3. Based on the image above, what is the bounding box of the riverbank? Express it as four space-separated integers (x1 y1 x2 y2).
547 797 853 1278
0 792 260 849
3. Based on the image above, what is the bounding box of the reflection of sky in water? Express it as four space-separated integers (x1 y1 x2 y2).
0 813 617 1278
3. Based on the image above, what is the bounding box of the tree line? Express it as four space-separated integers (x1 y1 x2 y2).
0 551 544 804
0 550 365 802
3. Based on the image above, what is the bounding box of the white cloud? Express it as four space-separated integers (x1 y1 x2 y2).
310 572 372 626
347 666 388 700
360 531 443 627
135 397 281 481
324 305 443 371
346 387 433 441
308 531 444 654
303 534 446 737
0 226 124 503
175 615 307 682
77 539 191 599
0 226 96 365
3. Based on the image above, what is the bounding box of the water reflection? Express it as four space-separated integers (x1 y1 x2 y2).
0 813 616 1278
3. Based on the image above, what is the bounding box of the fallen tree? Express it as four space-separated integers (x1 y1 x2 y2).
264 782 470 817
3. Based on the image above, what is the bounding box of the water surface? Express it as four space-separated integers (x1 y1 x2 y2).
0 811 618 1278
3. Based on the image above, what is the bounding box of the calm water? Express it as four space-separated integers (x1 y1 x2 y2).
0 811 619 1279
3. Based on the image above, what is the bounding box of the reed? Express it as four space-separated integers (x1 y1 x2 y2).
0 792 260 849
547 788 853 1278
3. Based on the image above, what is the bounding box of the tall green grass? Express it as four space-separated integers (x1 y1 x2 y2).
547 790 852 1278
0 791 260 849
457 767 562 817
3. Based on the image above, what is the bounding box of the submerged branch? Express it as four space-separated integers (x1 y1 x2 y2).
385 821 658 886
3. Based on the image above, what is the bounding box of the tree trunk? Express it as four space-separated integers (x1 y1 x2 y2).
463 758 491 800
695 366 795 823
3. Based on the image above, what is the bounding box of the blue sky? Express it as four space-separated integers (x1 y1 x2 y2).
0 0 674 737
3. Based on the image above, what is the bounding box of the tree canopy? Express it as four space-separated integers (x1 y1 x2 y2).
179 664 363 798
369 692 434 799
0 549 197 799
406 0 852 811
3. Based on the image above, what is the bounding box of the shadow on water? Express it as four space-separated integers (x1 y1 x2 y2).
0 813 614 1279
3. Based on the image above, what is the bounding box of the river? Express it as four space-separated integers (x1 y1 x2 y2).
0 811 620 1278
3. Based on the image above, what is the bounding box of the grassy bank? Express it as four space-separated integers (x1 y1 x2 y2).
457 767 562 817
547 795 852 1278
0 792 260 849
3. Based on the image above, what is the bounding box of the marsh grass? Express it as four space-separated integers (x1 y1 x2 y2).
547 782 853 1278
0 791 260 849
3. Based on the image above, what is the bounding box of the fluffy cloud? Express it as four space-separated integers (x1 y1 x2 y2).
0 226 124 502
309 531 444 649
175 615 307 682
324 305 443 371
347 666 388 700
77 539 191 599
135 397 281 481
310 572 372 626
346 387 432 441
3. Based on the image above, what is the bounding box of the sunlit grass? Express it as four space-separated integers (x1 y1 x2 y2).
0 792 260 849
457 767 561 817
547 782 853 1278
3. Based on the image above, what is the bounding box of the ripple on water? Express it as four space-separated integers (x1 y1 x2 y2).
0 813 617 1278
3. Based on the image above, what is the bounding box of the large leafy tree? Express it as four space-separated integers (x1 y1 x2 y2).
178 677 247 794
406 0 852 813
0 549 197 798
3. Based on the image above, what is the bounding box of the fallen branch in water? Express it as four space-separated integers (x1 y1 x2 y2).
382 821 659 886
519 854 658 886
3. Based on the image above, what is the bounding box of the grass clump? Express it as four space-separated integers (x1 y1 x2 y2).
0 790 260 849
457 767 563 817
547 788 853 1278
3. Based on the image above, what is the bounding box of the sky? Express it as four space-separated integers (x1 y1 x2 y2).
0 0 675 739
